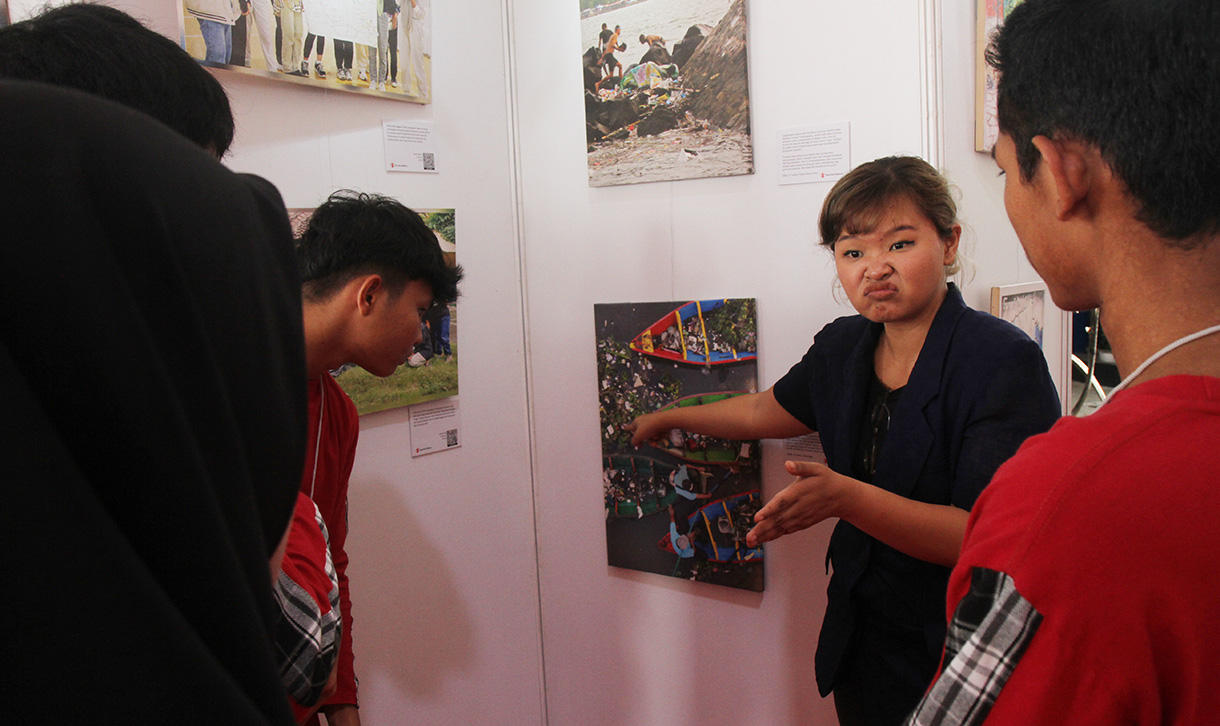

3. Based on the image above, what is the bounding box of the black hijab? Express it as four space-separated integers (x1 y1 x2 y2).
1 81 305 724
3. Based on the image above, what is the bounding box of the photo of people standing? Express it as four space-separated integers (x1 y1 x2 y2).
181 0 431 101
287 206 459 416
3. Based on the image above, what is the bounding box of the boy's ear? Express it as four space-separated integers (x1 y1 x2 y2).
355 275 383 315
1031 135 1091 221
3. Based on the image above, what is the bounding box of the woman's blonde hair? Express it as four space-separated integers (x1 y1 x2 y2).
819 155 961 276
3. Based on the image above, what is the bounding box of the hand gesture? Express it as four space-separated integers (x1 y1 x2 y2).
746 460 855 547
624 412 668 447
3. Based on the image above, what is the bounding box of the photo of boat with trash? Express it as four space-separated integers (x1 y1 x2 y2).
595 298 763 591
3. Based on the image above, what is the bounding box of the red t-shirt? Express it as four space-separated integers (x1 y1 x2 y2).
300 374 360 717
936 376 1220 724
277 492 341 722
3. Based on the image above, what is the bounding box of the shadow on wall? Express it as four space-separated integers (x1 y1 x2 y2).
611 569 765 724
346 476 475 701
780 525 834 722
600 515 829 725
753 439 836 724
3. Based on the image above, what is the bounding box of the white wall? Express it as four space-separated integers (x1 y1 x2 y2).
512 2 1057 725
13 0 1063 723
514 2 916 725
938 1 1070 397
218 4 548 720
49 0 548 723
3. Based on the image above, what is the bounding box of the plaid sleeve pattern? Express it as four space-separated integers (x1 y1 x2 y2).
904 567 1042 726
273 500 342 708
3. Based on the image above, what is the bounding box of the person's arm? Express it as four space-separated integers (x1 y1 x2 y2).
746 460 968 565
269 516 292 586
745 330 1059 563
325 487 358 710
321 703 360 725
275 494 342 722
319 394 361 716
952 338 1061 509
627 386 811 446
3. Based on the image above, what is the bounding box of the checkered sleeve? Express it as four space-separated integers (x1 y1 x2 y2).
272 498 342 709
904 567 1042 726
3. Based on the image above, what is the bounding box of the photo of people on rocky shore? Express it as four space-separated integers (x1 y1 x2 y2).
580 0 753 186
595 299 763 592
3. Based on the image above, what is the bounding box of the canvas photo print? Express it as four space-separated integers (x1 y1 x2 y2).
991 282 1046 348
289 206 457 415
580 0 754 186
595 298 763 592
976 0 1024 150
180 0 431 102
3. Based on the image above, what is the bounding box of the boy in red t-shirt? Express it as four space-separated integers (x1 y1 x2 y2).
287 191 462 726
907 2 1220 724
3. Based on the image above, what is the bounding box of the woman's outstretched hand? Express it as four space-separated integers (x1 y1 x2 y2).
625 412 666 447
746 460 857 547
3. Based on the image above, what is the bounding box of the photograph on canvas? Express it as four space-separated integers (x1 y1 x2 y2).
289 206 458 415
180 0 431 102
991 282 1046 349
580 0 754 186
595 298 763 592
976 0 1024 150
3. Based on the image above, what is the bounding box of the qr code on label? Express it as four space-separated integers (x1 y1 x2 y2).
444 429 458 447
422 153 435 171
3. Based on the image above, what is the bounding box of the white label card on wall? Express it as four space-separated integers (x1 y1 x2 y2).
783 433 825 462
409 397 461 456
777 121 850 185
383 120 438 173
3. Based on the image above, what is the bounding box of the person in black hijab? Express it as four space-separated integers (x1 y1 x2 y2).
0 80 306 725
0 2 236 156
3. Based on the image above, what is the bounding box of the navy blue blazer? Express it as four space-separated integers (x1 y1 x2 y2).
772 284 1061 696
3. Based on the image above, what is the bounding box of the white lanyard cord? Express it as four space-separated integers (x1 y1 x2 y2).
308 377 325 499
1102 323 1220 405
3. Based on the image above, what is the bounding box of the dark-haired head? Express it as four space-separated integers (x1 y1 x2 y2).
0 3 234 156
298 190 463 305
819 156 960 272
988 0 1220 246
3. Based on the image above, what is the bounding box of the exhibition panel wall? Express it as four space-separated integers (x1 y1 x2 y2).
18 0 548 722
516 3 916 724
9 0 1061 722
221 10 547 724
513 2 1061 725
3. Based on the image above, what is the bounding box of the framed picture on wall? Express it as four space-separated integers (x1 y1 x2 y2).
288 206 458 415
595 298 764 592
579 0 754 186
991 280 1046 348
976 0 1024 151
179 0 431 103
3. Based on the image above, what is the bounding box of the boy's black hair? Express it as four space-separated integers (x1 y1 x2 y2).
989 0 1220 245
0 3 235 156
298 190 463 305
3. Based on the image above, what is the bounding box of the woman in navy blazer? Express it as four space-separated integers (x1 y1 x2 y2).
629 156 1061 726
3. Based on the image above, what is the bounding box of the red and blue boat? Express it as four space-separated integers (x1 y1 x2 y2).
658 491 764 562
629 299 756 366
